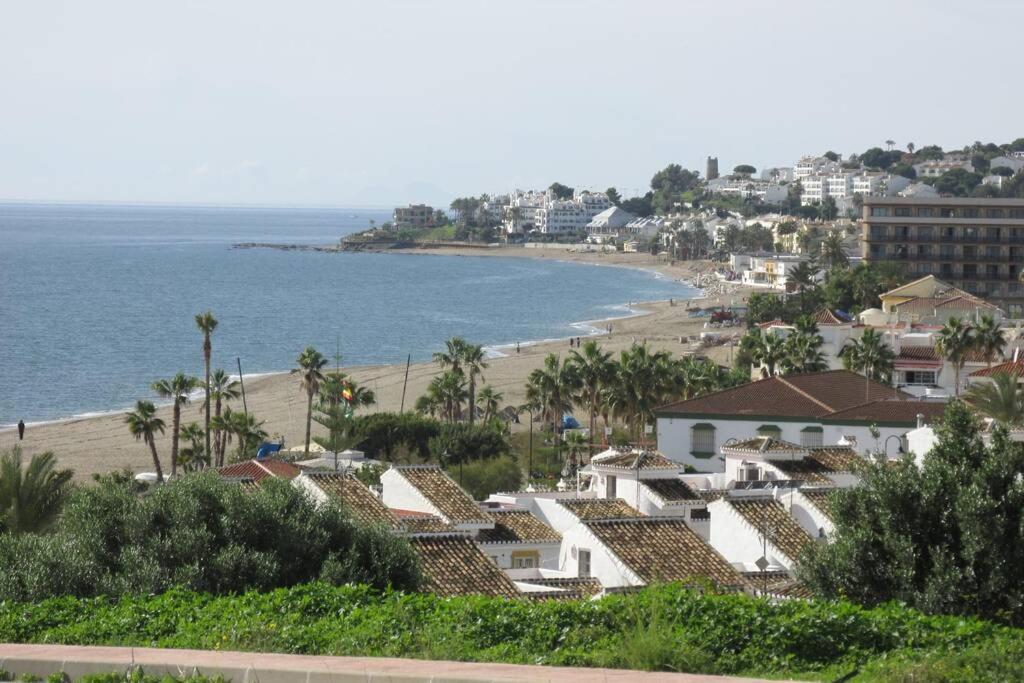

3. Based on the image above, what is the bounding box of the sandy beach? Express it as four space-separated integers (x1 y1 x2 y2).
0 248 753 480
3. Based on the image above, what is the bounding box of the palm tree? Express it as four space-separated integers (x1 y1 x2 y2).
606 345 673 441
177 422 208 472
885 139 895 151
420 371 467 423
205 369 240 467
746 329 788 379
292 346 329 458
219 408 268 462
562 431 588 479
194 312 218 461
461 343 488 426
671 356 717 400
964 372 1024 426
820 232 848 269
433 337 468 377
525 354 579 435
0 447 74 534
907 142 915 155
841 328 896 401
782 332 829 375
973 314 1006 370
151 373 201 477
936 317 975 398
476 385 503 423
568 340 615 455
126 400 166 483
787 260 819 315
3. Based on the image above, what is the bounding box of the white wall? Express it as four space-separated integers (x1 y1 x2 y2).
380 469 437 516
707 498 794 570
478 542 561 570
781 490 834 537
559 523 641 588
657 416 818 472
820 423 910 459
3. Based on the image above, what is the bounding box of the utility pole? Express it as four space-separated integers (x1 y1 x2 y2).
237 357 248 417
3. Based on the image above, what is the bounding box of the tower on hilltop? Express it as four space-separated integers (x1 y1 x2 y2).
706 156 719 181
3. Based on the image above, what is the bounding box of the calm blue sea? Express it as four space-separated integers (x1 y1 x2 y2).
0 203 699 426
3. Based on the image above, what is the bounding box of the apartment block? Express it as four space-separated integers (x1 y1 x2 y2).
860 197 1024 316
392 204 435 229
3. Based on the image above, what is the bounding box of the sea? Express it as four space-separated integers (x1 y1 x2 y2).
0 202 701 427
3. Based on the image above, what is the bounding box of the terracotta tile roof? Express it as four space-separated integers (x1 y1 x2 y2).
217 458 300 483
821 400 947 425
220 476 260 493
698 489 726 503
393 465 494 525
476 509 561 544
728 497 812 562
656 370 909 419
591 450 681 471
767 447 862 485
897 346 941 361
585 518 745 588
800 488 837 522
722 437 805 456
305 472 398 527
742 571 815 599
402 516 454 533
812 309 851 326
641 478 701 503
409 535 519 598
971 360 1024 377
756 318 786 329
558 498 645 520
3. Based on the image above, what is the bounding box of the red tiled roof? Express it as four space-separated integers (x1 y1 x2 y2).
476 509 561 544
812 309 850 326
970 360 1024 378
800 488 837 522
897 346 940 361
641 478 702 503
821 400 947 425
410 535 519 598
656 370 911 419
727 497 812 562
304 472 398 527
757 319 786 329
591 450 681 471
217 459 300 484
585 518 746 588
769 448 863 485
393 465 494 525
559 498 645 520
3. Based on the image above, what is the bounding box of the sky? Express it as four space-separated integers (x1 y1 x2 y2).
1 0 1022 208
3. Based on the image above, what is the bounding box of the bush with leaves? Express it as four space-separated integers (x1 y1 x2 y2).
428 422 510 465
800 401 1024 625
0 473 419 601
351 412 440 461
446 456 522 500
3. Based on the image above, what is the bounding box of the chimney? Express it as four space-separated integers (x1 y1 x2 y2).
916 413 925 429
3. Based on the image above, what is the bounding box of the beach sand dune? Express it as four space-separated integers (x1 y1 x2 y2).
0 251 751 480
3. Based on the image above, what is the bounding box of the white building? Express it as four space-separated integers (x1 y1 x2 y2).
654 370 948 471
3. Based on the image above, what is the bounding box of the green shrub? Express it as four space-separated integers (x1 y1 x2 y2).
0 473 419 601
445 456 522 500
0 583 1020 680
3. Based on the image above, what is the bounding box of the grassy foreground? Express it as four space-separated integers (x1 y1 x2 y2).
1 583 1020 682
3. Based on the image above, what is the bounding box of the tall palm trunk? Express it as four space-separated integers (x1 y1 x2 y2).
203 337 212 462
304 387 314 458
214 398 224 467
468 376 476 427
148 437 164 483
170 403 181 477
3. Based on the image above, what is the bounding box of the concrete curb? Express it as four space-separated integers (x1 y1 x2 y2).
0 644 796 682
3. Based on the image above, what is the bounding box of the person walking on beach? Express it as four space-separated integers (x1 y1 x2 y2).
576 336 581 347
17 420 25 441
516 342 520 354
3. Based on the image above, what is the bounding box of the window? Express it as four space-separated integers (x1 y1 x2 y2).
800 427 824 447
605 475 617 499
578 549 591 578
917 226 933 240
870 226 887 239
918 208 934 217
757 424 782 440
511 552 538 569
986 209 1005 218
963 208 980 218
691 423 716 456
894 207 912 217
870 207 890 217
903 370 937 386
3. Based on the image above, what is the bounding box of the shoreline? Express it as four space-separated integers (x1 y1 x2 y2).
1 249 750 480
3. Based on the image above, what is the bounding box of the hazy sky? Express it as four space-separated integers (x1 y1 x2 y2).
2 0 1022 207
